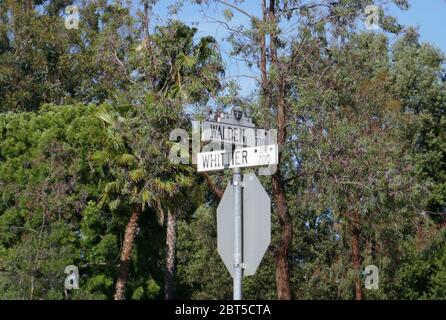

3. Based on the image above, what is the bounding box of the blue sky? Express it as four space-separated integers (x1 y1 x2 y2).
388 1 445 51
150 1 445 96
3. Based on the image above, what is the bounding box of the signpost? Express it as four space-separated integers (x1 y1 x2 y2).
197 107 277 300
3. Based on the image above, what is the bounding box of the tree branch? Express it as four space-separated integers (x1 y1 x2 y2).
202 172 223 199
215 0 257 21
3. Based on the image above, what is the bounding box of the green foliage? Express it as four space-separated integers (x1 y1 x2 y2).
0 104 106 299
0 104 166 299
391 229 446 299
1 0 446 301
176 206 232 299
0 0 140 111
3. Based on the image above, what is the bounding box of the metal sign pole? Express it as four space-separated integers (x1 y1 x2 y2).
233 166 242 300
198 107 273 299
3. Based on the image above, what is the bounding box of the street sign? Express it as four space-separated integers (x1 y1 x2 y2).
217 173 271 277
196 107 277 300
201 122 275 147
201 107 276 148
197 144 278 172
201 106 256 146
201 121 256 146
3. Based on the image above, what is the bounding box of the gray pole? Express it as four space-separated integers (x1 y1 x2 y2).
233 167 242 300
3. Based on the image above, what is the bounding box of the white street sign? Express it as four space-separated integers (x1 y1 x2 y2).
197 144 278 172
201 121 256 146
201 121 275 147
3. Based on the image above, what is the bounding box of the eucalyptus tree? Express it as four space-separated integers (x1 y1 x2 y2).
187 0 410 299
390 28 446 222
0 0 139 111
285 27 440 300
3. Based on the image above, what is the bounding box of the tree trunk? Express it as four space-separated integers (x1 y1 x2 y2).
24 0 32 11
164 210 177 300
143 1 153 60
272 172 293 300
351 212 363 300
268 0 293 300
203 172 223 199
259 0 269 128
114 210 140 300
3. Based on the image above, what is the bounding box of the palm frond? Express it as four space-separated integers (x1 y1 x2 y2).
94 107 116 126
153 178 176 194
89 150 109 164
104 181 120 194
129 168 144 182
141 189 152 210
115 153 136 166
98 193 108 208
175 174 194 187
155 198 165 225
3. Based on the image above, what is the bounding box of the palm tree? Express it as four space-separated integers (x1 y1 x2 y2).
91 106 193 300
134 20 224 104
90 20 222 300
90 107 145 300
129 21 222 299
162 188 195 300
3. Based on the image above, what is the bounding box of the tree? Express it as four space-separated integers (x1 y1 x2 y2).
126 20 224 299
3 0 446 301
0 0 138 111
0 104 114 299
88 12 224 299
91 101 193 300
390 28 446 224
189 0 409 299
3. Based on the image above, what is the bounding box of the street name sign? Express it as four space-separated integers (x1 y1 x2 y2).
197 144 278 172
201 121 256 146
201 122 275 147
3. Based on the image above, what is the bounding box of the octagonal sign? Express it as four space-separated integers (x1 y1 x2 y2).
217 173 271 277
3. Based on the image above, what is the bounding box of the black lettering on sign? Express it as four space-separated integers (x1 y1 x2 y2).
233 150 241 166
233 128 239 143
210 153 217 167
201 152 225 169
208 123 255 144
224 152 231 166
218 126 223 140
211 124 217 140
242 150 248 164
227 127 233 141
210 124 223 141
202 154 210 168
